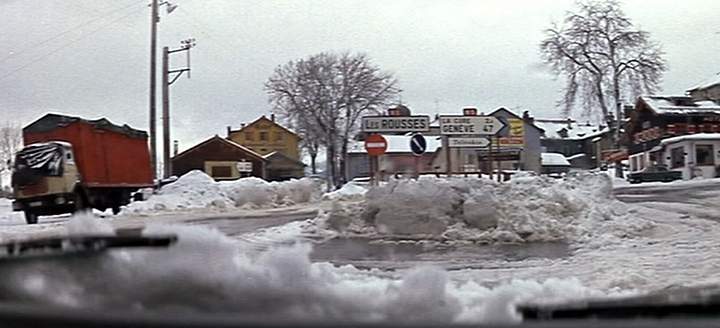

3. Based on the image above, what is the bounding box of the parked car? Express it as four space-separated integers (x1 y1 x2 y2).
627 165 682 184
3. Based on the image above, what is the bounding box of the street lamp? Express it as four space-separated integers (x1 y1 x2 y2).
149 0 178 184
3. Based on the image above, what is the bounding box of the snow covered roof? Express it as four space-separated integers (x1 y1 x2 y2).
687 72 720 92
660 133 720 146
541 153 571 166
566 153 586 161
349 134 442 154
639 96 720 115
534 119 608 140
24 113 148 139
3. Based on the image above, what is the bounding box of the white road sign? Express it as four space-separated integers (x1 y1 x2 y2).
439 116 505 135
236 161 253 173
448 137 490 148
361 116 430 133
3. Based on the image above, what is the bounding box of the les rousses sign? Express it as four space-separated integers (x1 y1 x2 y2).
361 116 430 133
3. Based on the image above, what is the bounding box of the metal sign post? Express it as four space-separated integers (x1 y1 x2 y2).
409 134 427 179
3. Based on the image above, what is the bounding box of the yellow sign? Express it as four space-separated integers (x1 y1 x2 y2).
509 118 524 137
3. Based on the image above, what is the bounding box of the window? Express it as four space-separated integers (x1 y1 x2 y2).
671 147 685 169
245 132 253 141
696 144 714 165
259 131 268 141
210 166 232 178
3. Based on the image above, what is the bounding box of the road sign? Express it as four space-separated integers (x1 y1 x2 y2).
448 137 490 148
409 134 427 156
362 116 430 133
439 115 505 135
236 161 253 173
364 134 387 156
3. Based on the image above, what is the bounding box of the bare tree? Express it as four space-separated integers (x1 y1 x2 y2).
265 52 399 189
540 0 666 123
0 122 23 188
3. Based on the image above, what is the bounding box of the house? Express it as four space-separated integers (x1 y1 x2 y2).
687 73 720 101
227 114 304 180
626 95 720 176
541 153 571 174
642 133 720 179
263 151 306 181
171 135 266 180
534 118 611 169
227 115 301 160
346 134 442 180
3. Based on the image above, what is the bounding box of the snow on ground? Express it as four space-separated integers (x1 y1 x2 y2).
0 217 625 324
124 170 323 215
307 173 652 246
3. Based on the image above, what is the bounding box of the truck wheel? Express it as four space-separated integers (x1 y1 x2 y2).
24 211 38 225
73 192 88 214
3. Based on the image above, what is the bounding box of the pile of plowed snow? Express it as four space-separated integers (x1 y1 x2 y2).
125 170 322 214
310 173 651 245
0 217 623 324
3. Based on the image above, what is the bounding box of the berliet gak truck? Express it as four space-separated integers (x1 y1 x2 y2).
11 113 154 224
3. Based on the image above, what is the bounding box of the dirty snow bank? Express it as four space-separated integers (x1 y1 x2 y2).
0 219 620 324
322 182 368 201
311 173 652 245
124 170 322 214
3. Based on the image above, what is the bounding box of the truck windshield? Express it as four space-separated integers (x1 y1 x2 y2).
14 143 64 177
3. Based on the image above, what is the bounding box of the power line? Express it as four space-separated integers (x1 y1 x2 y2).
0 1 140 65
0 5 146 84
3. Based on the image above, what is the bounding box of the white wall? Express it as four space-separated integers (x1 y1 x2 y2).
660 140 720 180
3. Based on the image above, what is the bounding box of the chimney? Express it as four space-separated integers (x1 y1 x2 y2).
241 122 246 128
173 140 179 156
566 118 573 129
226 126 231 136
271 113 275 122
462 107 477 116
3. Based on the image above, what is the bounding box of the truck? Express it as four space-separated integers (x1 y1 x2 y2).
627 164 683 184
11 113 154 224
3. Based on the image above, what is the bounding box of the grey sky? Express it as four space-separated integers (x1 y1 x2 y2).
1 0 719 152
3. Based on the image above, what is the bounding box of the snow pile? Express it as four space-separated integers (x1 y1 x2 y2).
0 198 24 226
322 182 368 201
0 223 618 323
124 170 322 214
313 173 652 244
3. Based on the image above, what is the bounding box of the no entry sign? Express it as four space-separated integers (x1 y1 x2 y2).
364 134 387 156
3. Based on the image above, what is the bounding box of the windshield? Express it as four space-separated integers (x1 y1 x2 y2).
14 143 64 177
2 0 720 326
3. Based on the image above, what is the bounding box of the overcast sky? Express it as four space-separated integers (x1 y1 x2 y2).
1 0 719 152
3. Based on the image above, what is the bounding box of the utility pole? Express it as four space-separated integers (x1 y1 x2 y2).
149 0 158 182
162 38 196 178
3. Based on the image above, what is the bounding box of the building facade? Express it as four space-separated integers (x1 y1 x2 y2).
227 115 301 160
227 115 304 180
626 95 720 178
171 136 266 180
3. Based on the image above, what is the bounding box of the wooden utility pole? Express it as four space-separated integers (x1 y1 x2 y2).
161 46 170 179
161 39 195 178
149 0 158 181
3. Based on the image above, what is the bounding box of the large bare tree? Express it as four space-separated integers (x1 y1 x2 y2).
265 52 399 189
540 0 666 124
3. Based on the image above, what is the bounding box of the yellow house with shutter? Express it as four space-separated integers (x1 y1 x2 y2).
226 115 304 180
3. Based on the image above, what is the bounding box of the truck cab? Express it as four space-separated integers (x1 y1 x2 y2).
11 141 82 224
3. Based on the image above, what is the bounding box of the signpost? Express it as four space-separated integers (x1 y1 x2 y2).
409 134 426 178
409 134 427 156
439 116 505 135
448 137 490 148
362 116 430 133
364 134 387 185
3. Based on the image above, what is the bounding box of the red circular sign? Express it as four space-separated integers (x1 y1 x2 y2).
364 134 387 156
